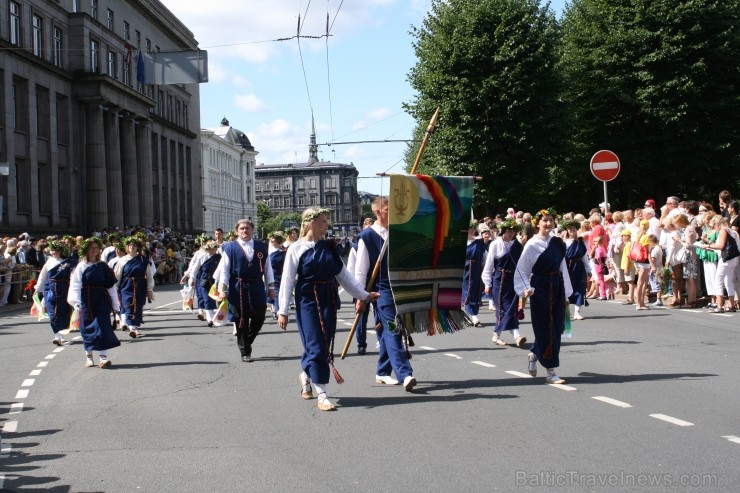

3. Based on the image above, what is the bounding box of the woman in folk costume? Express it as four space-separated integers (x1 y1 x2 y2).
277 208 379 411
67 237 121 368
114 236 154 338
268 231 287 320
188 240 221 327
482 218 526 347
35 241 77 346
182 234 210 322
461 220 488 326
562 219 591 321
514 209 573 385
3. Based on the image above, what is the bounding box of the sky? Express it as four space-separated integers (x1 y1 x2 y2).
159 0 566 195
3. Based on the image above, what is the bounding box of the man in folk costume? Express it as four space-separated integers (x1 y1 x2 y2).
114 236 154 338
482 218 526 347
462 220 488 326
216 219 275 362
355 196 416 391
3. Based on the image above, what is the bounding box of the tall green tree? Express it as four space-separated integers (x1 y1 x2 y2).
405 0 566 213
560 0 740 207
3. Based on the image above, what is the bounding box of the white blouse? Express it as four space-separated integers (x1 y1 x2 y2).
513 235 573 299
67 261 120 311
481 237 517 289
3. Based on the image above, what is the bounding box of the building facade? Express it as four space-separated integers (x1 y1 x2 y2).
0 0 202 234
200 118 257 233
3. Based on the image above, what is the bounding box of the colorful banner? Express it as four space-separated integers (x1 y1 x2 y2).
388 174 475 334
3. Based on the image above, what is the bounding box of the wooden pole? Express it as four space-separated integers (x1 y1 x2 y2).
409 107 439 175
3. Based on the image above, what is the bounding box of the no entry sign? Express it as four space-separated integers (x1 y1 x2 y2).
590 150 620 182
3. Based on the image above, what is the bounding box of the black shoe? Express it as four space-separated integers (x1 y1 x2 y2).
357 347 366 355
241 354 252 362
407 336 415 347
208 321 214 327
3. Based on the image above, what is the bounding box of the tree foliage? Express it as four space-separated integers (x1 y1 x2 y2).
405 0 566 213
256 201 300 238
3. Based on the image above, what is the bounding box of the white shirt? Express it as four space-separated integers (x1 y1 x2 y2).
278 239 369 317
354 223 387 284
482 237 515 289
216 238 274 290
513 235 573 299
114 255 155 292
35 257 65 293
67 261 120 311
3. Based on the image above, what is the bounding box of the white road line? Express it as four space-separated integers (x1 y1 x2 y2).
9 403 24 414
472 361 496 368
1 444 13 455
506 370 534 379
45 354 56 360
37 361 49 368
0 474 5 489
73 336 82 340
650 414 694 427
15 389 29 399
29 369 42 376
684 309 703 313
592 396 633 408
443 353 463 359
547 383 577 391
53 347 65 353
721 435 740 445
21 379 35 387
343 322 353 326
419 346 436 351
2 421 18 433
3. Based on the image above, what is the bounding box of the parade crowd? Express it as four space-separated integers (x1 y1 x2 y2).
4 190 739 411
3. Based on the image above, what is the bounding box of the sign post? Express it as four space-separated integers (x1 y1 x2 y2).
590 150 620 215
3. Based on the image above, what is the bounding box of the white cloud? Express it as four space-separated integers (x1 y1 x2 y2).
234 94 268 112
232 75 252 88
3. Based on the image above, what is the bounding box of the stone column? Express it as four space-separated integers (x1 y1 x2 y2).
85 103 108 230
136 121 153 226
120 115 140 226
105 109 124 228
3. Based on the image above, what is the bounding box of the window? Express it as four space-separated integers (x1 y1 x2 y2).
310 196 317 206
15 159 30 213
122 57 130 85
344 178 351 186
157 89 164 116
326 177 335 188
324 194 335 206
52 27 63 67
106 9 113 30
310 178 316 189
10 2 20 47
273 180 279 191
297 179 304 189
32 15 43 57
284 197 291 207
255 182 261 192
298 196 305 206
284 180 290 190
343 191 350 203
90 39 99 72
90 0 97 19
175 100 181 126
344 210 351 221
123 21 129 40
183 104 188 130
145 38 151 53
12 77 29 131
167 94 173 120
36 85 50 139
56 93 69 145
107 50 117 78
135 30 140 47
71 0 78 12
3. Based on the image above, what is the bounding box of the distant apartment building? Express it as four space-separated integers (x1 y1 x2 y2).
0 0 203 233
254 128 361 235
200 117 257 232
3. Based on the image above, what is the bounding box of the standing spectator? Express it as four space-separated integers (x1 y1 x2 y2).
702 216 739 312
620 230 637 305
718 190 733 219
699 212 720 309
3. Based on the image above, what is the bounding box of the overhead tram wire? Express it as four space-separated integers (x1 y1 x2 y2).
325 9 335 146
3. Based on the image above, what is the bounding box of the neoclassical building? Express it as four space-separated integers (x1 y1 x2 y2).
200 118 257 232
255 128 361 235
0 0 202 233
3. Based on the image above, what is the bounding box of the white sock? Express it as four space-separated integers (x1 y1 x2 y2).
85 352 93 359
547 368 557 376
511 329 521 339
574 305 581 316
314 383 328 397
129 325 138 331
493 331 502 339
99 352 107 360
205 310 214 322
54 333 63 340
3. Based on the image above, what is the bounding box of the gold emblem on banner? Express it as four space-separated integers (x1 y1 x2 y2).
390 175 420 225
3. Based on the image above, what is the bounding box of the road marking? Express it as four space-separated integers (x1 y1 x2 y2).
21 379 35 387
506 370 534 378
53 347 65 353
9 403 24 414
592 396 633 408
37 361 48 367
45 354 56 360
29 369 42 376
73 336 82 340
472 361 496 368
684 309 703 313
0 474 5 489
2 421 18 433
419 346 436 351
343 322 353 326
650 414 694 427
1 444 12 456
547 383 577 391
443 353 462 359
15 390 29 399
721 435 740 445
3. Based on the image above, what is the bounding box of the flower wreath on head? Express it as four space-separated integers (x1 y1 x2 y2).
303 208 332 223
226 229 237 239
532 208 558 227
469 219 479 230
558 219 581 231
122 236 144 250
268 230 285 243
47 240 70 259
77 237 103 260
62 235 76 245
498 218 522 233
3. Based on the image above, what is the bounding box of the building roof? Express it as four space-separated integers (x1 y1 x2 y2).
209 117 254 151
256 161 358 173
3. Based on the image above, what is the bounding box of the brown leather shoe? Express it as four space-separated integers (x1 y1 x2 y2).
317 398 336 411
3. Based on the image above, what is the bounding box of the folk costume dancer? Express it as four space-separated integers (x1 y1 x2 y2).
189 240 222 327
114 236 154 339
277 208 378 411
216 219 274 362
355 196 417 392
482 219 526 347
181 234 209 321
268 232 287 320
107 243 126 330
67 237 121 368
462 220 488 327
563 220 591 321
346 227 372 355
514 209 573 385
35 241 77 346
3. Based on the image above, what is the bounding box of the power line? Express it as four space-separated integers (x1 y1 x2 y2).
317 139 419 146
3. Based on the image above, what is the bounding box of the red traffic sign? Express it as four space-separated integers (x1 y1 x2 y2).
590 150 620 182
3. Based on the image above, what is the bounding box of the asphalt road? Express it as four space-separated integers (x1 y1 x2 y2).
1 286 739 492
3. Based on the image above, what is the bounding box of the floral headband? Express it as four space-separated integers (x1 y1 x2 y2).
469 219 479 230
47 240 70 258
533 208 558 226
303 208 332 223
559 219 581 231
122 236 143 249
498 218 521 233
77 237 103 259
